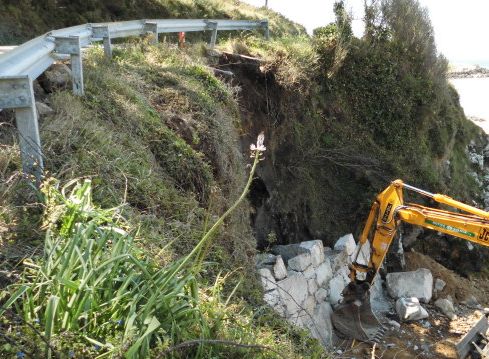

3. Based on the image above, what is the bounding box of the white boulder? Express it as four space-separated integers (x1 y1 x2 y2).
316 259 333 287
395 297 429 321
334 233 356 255
299 240 325 267
276 272 309 318
288 253 312 271
258 267 277 292
328 271 349 307
325 249 349 273
304 301 333 347
273 255 287 280
386 268 433 303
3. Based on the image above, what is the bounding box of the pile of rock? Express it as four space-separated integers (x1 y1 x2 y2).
256 234 390 346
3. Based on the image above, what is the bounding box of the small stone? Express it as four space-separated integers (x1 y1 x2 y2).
388 320 401 329
462 295 479 308
35 102 54 116
422 320 431 328
40 63 72 92
434 298 456 320
434 278 446 292
414 345 419 351
288 253 312 271
273 255 287 280
334 233 356 255
395 297 429 321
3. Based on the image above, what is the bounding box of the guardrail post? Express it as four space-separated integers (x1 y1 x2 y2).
143 22 159 44
207 21 218 48
92 25 112 59
0 76 43 183
54 36 84 95
261 20 270 40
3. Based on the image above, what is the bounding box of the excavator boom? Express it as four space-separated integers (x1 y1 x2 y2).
332 179 489 346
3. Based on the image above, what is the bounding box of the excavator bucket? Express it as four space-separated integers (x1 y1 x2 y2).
331 282 385 342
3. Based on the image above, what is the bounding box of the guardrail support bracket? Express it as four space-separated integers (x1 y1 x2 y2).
143 22 159 44
92 26 112 59
261 20 270 40
55 36 84 96
0 76 43 183
207 21 218 48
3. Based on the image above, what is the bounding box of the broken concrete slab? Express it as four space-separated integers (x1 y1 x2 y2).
334 233 356 255
386 268 433 303
395 297 429 321
273 255 287 280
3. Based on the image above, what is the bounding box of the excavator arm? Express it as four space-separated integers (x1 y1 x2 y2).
332 179 489 344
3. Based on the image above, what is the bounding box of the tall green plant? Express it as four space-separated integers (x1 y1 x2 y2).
0 133 267 358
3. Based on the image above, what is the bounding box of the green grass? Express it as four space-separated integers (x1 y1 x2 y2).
0 145 326 358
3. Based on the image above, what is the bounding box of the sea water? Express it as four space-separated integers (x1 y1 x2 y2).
450 77 489 134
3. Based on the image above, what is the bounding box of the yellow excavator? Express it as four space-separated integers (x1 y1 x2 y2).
332 179 489 349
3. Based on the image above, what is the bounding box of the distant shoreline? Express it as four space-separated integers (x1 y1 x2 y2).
448 67 489 79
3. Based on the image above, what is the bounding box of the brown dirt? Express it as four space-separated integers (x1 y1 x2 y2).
405 251 487 305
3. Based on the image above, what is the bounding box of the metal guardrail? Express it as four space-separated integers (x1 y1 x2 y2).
0 18 269 182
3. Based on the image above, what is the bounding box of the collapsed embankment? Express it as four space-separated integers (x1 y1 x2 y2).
2 1 489 356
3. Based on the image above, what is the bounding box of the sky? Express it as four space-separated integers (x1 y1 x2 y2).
242 0 489 66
